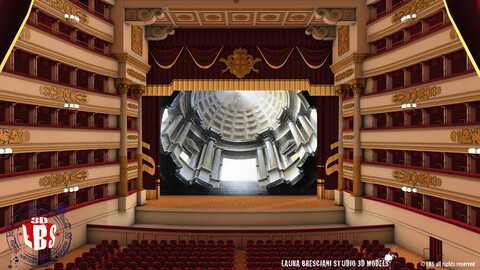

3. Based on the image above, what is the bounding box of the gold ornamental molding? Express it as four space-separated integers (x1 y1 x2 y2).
450 128 480 144
0 128 31 145
39 170 89 187
391 85 441 104
39 85 89 104
392 169 442 187
19 29 31 40
127 68 146 82
147 80 335 97
391 0 438 24
131 26 143 56
343 165 353 171
337 26 349 56
46 0 89 24
127 103 138 109
450 29 457 40
343 135 354 140
127 165 138 171
335 68 354 82
219 48 262 79
343 103 354 110
127 135 138 140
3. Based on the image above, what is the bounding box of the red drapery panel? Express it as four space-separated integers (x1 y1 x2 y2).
142 97 162 189
0 0 33 73
444 0 480 77
148 29 333 85
14 50 31 75
317 96 339 190
37 57 52 80
77 69 89 88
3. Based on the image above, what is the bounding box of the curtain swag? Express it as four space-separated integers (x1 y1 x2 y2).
150 46 332 70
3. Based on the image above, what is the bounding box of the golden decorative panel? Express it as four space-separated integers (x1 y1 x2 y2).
127 165 138 171
334 68 354 82
391 85 441 104
392 169 442 187
131 26 143 56
46 0 88 24
127 135 138 140
450 128 480 144
343 135 354 140
0 128 31 145
39 170 88 187
127 103 138 109
343 103 354 110
391 0 437 24
337 26 349 56
450 29 457 40
343 165 353 171
39 85 88 104
219 48 262 79
127 68 146 82
19 28 31 40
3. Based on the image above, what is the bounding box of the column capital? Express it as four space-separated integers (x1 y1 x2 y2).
115 78 131 95
335 84 350 99
256 128 275 142
276 107 294 123
349 78 366 95
131 84 146 99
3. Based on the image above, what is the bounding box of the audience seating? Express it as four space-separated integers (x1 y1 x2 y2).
45 239 234 270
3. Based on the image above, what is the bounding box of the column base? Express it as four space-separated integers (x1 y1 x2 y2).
137 190 147 205
348 194 362 212
118 196 128 213
146 189 158 200
334 190 344 205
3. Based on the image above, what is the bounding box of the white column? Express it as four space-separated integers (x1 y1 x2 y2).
201 139 215 170
165 114 183 137
257 147 267 179
211 148 222 179
264 139 278 170
298 115 314 135
175 121 192 146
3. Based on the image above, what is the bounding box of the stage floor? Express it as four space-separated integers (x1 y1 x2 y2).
138 195 340 209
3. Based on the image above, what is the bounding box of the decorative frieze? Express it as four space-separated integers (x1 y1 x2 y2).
127 68 146 82
343 135 354 140
392 169 442 187
337 26 349 56
343 165 353 171
127 103 138 109
450 128 480 144
127 135 138 140
131 26 143 56
391 0 437 24
46 0 89 24
39 86 88 104
391 85 441 104
39 170 88 187
450 29 457 40
19 28 31 40
343 103 354 110
127 165 138 171
335 68 354 82
0 128 31 145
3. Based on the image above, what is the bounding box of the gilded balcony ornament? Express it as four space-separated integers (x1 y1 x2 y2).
450 128 480 144
19 28 31 40
131 26 143 56
343 103 354 110
128 135 138 140
391 0 437 24
39 170 89 187
337 25 349 56
334 68 354 82
0 128 31 145
343 165 353 171
219 48 261 79
46 0 89 24
127 68 146 82
391 85 441 104
39 86 88 104
392 169 442 187
127 103 138 109
343 135 354 140
127 165 138 171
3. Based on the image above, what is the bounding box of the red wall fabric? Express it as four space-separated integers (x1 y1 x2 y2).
142 97 162 189
317 96 339 190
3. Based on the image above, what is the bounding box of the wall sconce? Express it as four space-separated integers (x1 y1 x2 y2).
401 103 417 112
64 14 80 25
63 185 79 193
0 148 13 158
401 14 417 23
468 148 480 159
402 186 417 193
64 103 80 111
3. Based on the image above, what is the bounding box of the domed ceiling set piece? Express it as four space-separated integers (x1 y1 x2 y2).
161 91 317 191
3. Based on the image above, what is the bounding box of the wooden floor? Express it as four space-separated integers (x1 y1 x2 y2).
34 245 449 270
138 196 341 209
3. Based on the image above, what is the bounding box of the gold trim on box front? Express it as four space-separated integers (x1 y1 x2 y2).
0 128 31 145
39 169 89 187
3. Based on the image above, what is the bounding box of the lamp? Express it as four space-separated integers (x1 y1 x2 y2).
64 103 80 111
401 13 417 24
63 185 79 193
401 102 417 112
468 148 480 159
402 185 417 193
0 148 13 159
64 13 80 25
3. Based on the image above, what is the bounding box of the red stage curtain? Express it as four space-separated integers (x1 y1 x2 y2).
317 96 339 190
444 0 480 78
186 46 223 69
149 47 184 69
257 46 295 69
0 0 33 73
296 46 331 69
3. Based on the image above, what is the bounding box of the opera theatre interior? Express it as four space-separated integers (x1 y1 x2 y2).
1 0 480 269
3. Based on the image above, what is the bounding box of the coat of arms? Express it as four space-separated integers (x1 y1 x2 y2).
219 48 261 78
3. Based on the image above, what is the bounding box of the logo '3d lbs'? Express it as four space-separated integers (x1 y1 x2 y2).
22 217 57 251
